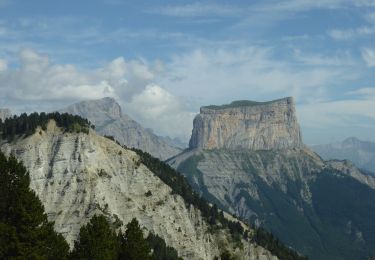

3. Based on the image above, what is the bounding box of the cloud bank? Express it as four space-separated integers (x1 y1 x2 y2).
0 47 374 144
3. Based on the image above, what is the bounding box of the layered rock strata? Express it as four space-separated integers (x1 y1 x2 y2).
189 97 303 150
0 121 276 260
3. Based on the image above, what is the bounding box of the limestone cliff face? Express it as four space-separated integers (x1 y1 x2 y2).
189 97 303 150
170 97 375 259
0 122 276 260
61 97 182 160
0 108 11 121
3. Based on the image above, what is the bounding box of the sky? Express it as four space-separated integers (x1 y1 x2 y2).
0 0 375 145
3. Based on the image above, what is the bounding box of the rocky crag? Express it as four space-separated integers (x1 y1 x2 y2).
0 108 11 121
169 97 375 259
61 97 182 160
0 121 276 260
189 98 303 150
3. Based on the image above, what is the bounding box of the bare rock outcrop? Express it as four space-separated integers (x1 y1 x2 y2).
189 97 303 150
0 121 276 260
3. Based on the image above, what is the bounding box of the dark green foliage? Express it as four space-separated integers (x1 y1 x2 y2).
104 135 116 141
219 250 235 260
203 98 286 110
309 170 375 259
0 151 69 259
146 233 182 260
251 226 306 260
183 149 375 259
70 215 181 260
131 149 244 240
0 112 94 141
70 215 119 259
118 218 152 260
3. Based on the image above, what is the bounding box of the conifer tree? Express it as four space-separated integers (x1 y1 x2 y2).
0 151 69 259
70 214 119 259
119 218 152 260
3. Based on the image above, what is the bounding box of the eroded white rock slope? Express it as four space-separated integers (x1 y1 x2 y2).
0 121 276 260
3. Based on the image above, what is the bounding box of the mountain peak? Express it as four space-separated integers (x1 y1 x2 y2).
343 136 361 145
62 97 122 125
189 97 302 150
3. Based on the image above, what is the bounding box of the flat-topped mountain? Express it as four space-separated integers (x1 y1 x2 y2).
169 97 375 259
189 97 303 150
0 108 11 121
61 97 182 160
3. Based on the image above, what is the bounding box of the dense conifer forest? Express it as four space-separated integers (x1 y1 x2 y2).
0 112 94 141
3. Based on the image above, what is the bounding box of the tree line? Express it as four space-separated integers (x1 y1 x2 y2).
0 112 94 141
131 148 307 260
0 151 181 259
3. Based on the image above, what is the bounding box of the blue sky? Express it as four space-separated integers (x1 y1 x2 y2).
0 0 375 144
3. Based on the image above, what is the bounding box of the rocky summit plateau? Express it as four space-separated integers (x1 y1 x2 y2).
189 97 303 150
169 97 375 260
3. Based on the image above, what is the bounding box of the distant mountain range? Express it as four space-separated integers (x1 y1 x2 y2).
311 137 375 175
61 97 182 160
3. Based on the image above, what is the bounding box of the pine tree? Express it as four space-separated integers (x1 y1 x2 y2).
70 214 119 259
119 218 152 260
0 151 69 259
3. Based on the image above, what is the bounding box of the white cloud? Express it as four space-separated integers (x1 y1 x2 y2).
150 3 243 17
347 87 375 98
126 85 196 140
293 49 355 66
328 26 375 40
0 47 369 142
0 49 161 105
298 98 375 144
299 99 375 127
361 48 375 67
0 49 193 140
0 59 7 71
160 47 356 105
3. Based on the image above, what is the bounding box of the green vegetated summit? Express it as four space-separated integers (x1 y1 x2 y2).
0 112 286 259
169 97 375 260
202 97 293 110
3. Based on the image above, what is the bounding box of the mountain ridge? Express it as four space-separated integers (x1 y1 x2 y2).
311 137 375 175
61 97 182 160
0 119 278 260
170 98 375 259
